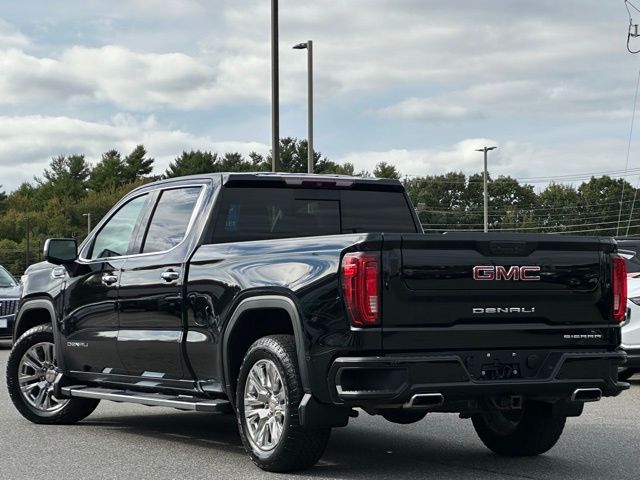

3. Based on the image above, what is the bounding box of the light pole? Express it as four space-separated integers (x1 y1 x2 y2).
271 0 281 172
82 213 92 236
475 146 497 233
293 40 314 174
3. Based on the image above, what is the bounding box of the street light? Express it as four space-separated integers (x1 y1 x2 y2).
82 213 92 236
475 146 497 233
293 40 314 174
271 0 281 172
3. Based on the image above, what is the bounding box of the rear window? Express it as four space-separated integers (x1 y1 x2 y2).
211 187 417 243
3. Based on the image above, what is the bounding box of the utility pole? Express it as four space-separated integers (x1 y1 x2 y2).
25 215 30 269
83 213 92 236
475 146 497 233
271 0 281 172
293 40 314 173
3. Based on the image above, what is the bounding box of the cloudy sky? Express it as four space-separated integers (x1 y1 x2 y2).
0 0 639 191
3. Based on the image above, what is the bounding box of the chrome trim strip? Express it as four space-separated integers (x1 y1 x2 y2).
60 386 230 412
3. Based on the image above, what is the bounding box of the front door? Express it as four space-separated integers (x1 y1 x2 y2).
63 193 151 374
117 186 203 380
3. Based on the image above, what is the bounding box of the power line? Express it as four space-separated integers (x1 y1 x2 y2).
422 221 640 235
419 212 640 226
423 218 639 232
404 168 640 184
417 198 640 215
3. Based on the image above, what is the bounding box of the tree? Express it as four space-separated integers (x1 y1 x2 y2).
38 154 90 201
165 150 219 178
373 162 401 179
263 137 354 174
0 185 6 215
578 176 635 236
248 152 271 171
405 172 469 231
123 145 154 183
219 152 253 172
537 183 581 229
90 150 125 192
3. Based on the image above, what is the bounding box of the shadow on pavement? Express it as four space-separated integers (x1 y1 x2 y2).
80 409 588 479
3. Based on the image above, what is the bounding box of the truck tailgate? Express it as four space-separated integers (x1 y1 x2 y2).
382 233 618 352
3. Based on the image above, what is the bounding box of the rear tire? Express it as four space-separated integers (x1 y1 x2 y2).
236 335 331 472
472 401 566 456
6 324 99 424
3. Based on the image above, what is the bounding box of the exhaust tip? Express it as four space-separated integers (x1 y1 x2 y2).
571 388 602 403
406 393 444 409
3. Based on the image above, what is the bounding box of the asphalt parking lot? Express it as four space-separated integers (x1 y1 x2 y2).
1 342 638 480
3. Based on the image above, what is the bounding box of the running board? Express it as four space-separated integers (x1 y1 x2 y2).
60 386 233 413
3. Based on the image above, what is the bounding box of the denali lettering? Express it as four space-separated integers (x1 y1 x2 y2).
473 265 541 281
473 307 535 314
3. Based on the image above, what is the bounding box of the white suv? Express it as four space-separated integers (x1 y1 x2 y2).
621 277 640 380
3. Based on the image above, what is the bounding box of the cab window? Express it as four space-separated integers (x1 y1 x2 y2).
141 187 202 253
90 194 149 259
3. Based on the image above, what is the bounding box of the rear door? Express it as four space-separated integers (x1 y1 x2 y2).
117 185 204 380
382 233 617 353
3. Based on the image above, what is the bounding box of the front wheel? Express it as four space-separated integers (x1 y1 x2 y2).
472 401 566 456
6 324 99 424
236 335 331 472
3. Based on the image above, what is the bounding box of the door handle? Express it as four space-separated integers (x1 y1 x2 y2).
101 274 118 286
161 270 180 282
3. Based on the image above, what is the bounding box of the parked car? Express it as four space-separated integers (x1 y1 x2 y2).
0 265 20 341
6 173 629 472
616 238 640 278
620 276 640 380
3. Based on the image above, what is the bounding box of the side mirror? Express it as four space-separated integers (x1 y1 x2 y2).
44 238 78 265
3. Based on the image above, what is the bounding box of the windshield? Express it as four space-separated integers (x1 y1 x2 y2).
0 266 17 288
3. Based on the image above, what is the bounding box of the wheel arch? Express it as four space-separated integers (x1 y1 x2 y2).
13 298 57 343
222 295 310 402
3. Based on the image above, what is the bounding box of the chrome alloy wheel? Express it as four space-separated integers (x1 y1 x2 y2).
18 342 69 413
243 359 287 452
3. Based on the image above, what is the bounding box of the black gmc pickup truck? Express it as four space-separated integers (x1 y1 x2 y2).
5 173 629 472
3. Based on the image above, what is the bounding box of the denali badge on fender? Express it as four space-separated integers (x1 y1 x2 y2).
473 307 536 314
473 265 541 281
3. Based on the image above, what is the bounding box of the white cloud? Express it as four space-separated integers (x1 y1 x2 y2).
380 81 635 122
0 114 269 191
0 45 272 110
0 1 631 114
0 18 28 48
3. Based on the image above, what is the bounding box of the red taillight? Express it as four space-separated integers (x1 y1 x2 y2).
613 255 627 322
341 252 380 327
